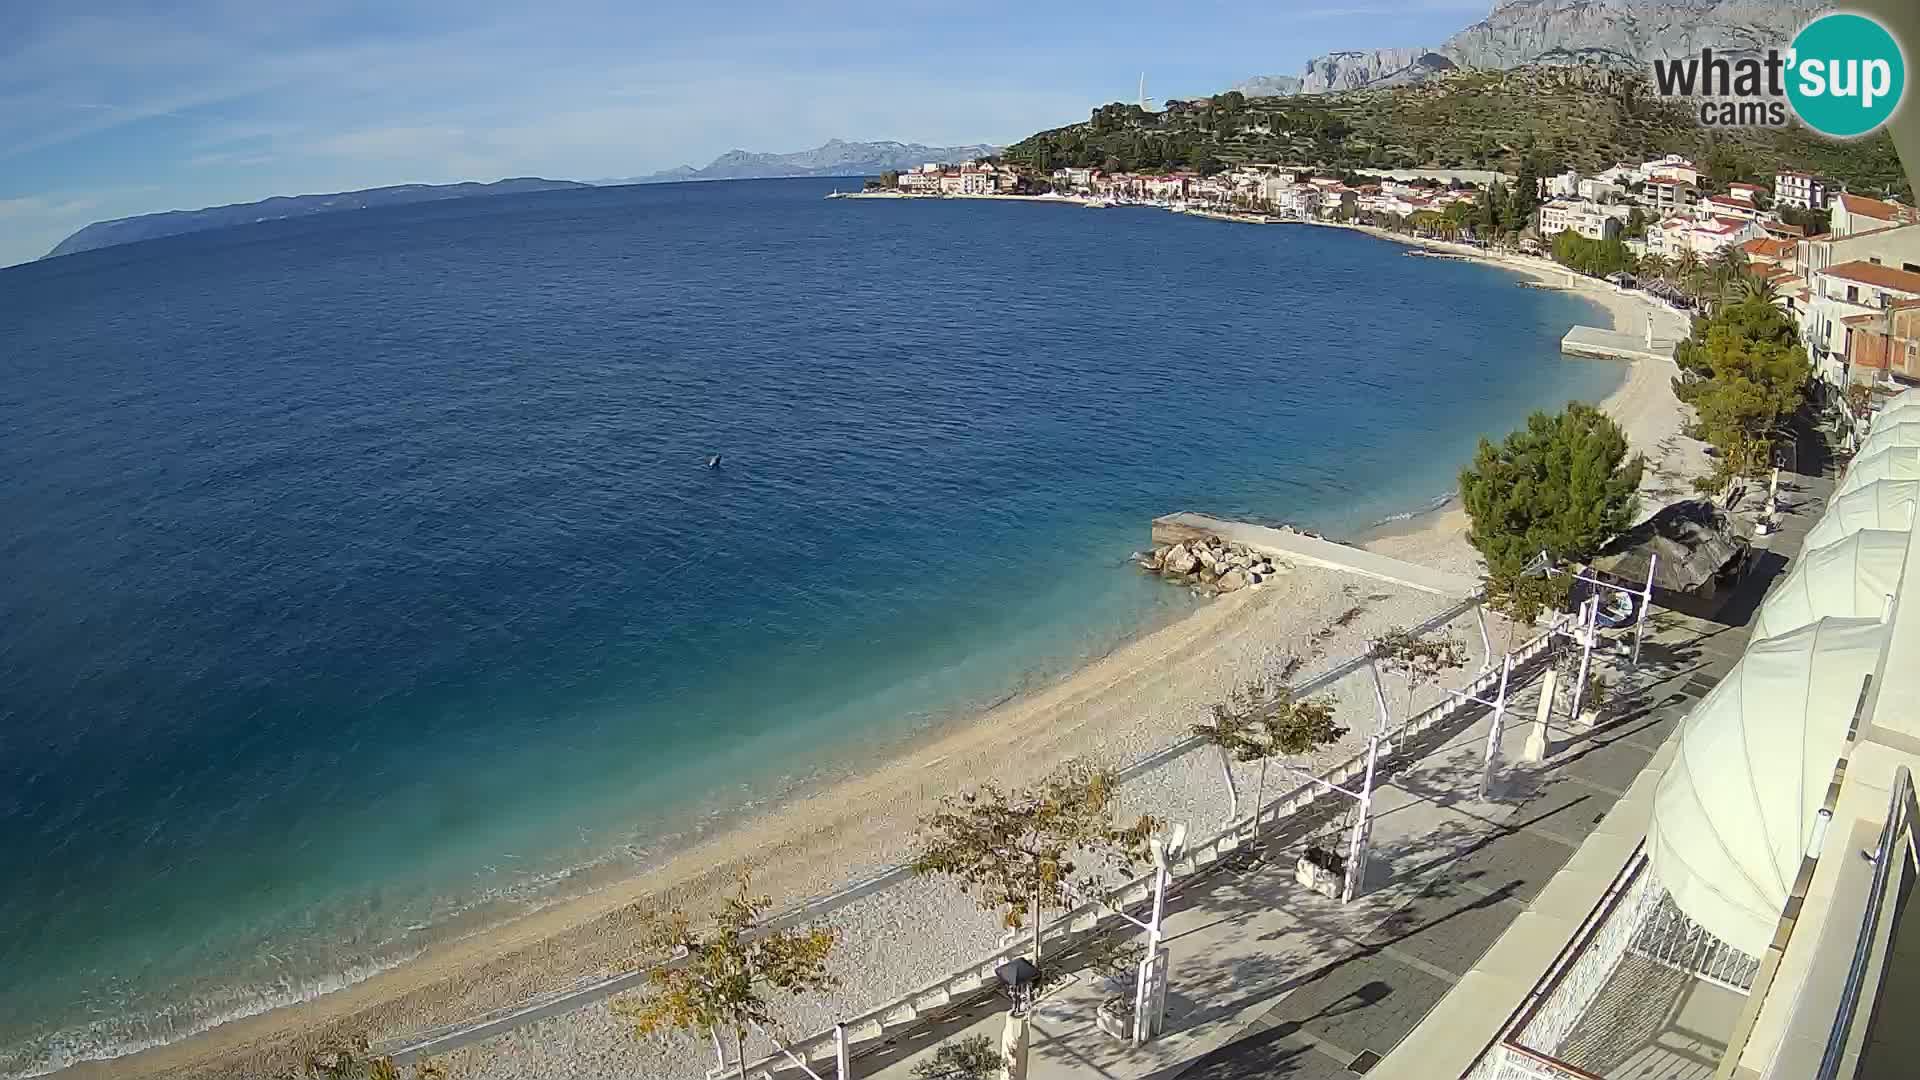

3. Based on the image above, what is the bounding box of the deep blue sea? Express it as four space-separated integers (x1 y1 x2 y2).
0 177 1621 1075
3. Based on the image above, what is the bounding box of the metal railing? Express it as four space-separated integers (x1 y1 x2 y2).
1815 764 1920 1080
1509 855 1660 1059
1629 890 1761 992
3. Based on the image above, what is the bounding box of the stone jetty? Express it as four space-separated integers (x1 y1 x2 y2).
1137 533 1289 596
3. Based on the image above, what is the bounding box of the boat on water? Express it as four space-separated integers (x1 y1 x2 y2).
1084 197 1116 209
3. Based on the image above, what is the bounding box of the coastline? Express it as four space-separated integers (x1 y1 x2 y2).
1334 220 1704 565
54 212 1704 1080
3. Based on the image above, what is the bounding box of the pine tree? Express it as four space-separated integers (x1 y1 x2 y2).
1459 402 1644 584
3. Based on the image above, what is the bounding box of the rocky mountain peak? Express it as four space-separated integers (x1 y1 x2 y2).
1239 0 1827 96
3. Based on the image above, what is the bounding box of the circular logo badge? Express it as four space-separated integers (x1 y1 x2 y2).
1787 12 1906 139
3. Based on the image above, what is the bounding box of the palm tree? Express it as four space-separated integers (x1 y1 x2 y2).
1729 273 1780 305
1709 244 1749 288
1636 254 1672 293
1670 249 1710 305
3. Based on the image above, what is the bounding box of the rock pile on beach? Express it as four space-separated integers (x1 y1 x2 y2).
1136 535 1287 595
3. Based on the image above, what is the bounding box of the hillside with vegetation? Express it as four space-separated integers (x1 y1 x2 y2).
1005 68 1911 200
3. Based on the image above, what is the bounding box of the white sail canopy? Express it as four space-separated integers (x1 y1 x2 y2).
1857 421 1920 461
1803 479 1920 549
1836 446 1920 499
1870 399 1920 428
1750 530 1907 640
1650 617 1888 955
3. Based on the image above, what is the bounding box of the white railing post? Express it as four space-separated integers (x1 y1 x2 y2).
1632 553 1657 668
1369 658 1393 732
1478 654 1514 799
1344 734 1380 903
835 1023 850 1080
1214 743 1240 825
1569 596 1599 725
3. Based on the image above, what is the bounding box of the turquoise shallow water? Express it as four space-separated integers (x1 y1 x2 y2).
0 177 1621 1074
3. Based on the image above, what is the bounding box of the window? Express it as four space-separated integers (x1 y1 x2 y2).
1849 285 1861 303
1871 257 1884 265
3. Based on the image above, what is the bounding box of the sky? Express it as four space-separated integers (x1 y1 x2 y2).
0 0 1491 268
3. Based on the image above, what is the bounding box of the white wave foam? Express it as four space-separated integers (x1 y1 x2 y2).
2 951 422 1080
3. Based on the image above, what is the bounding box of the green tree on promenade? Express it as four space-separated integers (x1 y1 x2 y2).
911 760 1155 975
1459 403 1644 619
1670 297 1811 497
615 877 837 1080
1193 687 1344 836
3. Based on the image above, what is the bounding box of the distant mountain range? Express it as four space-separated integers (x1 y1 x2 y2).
607 139 1003 184
45 178 590 260
46 140 1005 259
1236 0 1826 96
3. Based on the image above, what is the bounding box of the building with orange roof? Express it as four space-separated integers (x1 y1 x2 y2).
1832 191 1920 237
1807 260 1920 383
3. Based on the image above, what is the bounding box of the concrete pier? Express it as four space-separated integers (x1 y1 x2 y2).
1561 324 1679 363
1151 512 1480 598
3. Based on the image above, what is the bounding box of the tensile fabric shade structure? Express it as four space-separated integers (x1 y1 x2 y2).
1803 480 1920 550
1650 617 1887 956
1856 421 1920 461
1749 530 1907 640
1836 446 1920 500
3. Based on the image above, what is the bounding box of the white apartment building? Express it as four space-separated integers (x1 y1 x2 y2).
1775 170 1832 210
1698 193 1760 222
1539 198 1628 241
1651 214 1763 258
1804 260 1920 383
1579 178 1625 203
1644 154 1702 185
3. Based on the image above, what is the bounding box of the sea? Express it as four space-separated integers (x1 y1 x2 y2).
0 177 1623 1075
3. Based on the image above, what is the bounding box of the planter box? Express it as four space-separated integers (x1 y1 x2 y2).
1096 995 1135 1041
1295 854 1343 899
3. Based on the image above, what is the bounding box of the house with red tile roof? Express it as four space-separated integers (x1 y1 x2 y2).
1806 260 1920 383
1832 192 1920 237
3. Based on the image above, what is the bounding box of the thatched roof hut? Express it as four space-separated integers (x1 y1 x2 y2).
1590 500 1751 610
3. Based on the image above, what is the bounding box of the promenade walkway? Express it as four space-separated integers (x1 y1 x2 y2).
859 453 1834 1080
855 638 1700 1080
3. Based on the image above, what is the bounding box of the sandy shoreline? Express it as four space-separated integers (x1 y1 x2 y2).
54 219 1704 1080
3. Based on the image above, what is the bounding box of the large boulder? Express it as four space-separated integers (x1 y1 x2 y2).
1216 569 1249 592
1195 545 1220 572
1163 543 1199 575
1138 549 1164 572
